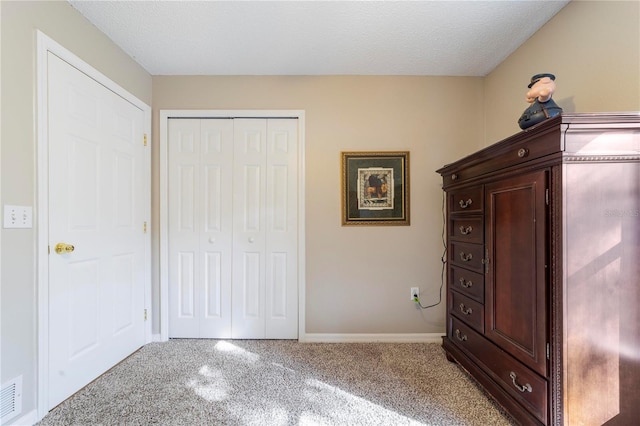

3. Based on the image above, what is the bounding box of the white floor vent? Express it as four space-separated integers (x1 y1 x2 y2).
1 376 22 424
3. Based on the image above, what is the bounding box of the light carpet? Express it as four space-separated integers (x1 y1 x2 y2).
37 340 516 425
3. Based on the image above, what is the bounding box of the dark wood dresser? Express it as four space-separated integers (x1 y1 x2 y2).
436 113 640 425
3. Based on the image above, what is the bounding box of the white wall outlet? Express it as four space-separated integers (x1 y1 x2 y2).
3 205 33 229
411 287 419 301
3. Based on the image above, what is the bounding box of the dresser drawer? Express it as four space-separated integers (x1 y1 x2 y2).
450 291 484 332
449 186 483 214
450 241 485 273
450 318 548 424
438 126 560 187
450 266 484 302
450 216 483 243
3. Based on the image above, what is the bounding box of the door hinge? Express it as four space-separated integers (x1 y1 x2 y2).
545 188 549 206
144 309 148 321
546 343 550 359
143 133 148 146
481 248 490 273
143 221 147 233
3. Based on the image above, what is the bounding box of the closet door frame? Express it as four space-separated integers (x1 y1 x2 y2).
159 110 306 341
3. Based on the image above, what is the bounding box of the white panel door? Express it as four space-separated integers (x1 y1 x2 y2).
47 52 146 409
231 119 268 338
168 118 298 339
168 119 234 338
264 119 299 339
232 119 299 339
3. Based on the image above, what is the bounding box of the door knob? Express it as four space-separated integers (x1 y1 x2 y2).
55 243 75 254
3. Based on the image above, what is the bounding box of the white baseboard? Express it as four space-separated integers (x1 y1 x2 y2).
299 333 445 343
6 409 37 426
149 332 444 343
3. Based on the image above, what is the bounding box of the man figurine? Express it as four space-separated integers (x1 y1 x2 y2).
518 73 563 130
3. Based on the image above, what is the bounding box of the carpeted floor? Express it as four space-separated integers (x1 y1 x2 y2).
37 340 516 425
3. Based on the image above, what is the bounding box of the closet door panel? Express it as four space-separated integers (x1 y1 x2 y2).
265 119 299 338
199 120 234 337
232 119 267 338
169 119 234 338
168 119 201 337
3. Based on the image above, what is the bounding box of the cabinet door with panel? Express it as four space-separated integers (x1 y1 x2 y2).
484 169 549 377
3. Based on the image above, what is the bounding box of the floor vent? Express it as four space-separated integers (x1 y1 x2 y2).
1 376 22 423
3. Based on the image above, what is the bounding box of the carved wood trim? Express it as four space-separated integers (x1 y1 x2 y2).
549 165 564 426
563 155 640 162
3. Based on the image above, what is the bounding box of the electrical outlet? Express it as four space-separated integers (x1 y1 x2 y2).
411 287 419 301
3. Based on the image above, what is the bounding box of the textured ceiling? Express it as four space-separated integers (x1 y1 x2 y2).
69 0 570 76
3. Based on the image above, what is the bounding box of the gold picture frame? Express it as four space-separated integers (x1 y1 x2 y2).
341 151 410 226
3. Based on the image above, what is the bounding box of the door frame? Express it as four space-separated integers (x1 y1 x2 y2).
159 110 306 341
36 31 152 419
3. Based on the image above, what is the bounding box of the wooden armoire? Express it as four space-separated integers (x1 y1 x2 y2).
437 113 639 425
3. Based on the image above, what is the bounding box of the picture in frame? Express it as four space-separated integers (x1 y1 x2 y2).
341 151 410 226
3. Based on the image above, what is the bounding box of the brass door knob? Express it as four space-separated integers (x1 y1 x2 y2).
55 243 75 254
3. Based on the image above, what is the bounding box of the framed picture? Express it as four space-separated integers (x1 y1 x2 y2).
341 151 410 226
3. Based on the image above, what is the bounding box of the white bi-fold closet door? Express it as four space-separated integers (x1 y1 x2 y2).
168 118 298 339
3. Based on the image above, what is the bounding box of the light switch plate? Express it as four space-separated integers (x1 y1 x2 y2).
3 205 33 228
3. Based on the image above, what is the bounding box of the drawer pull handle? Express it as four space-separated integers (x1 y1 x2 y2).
517 148 529 158
455 329 467 342
451 173 458 181
459 252 473 262
459 225 473 235
459 199 473 209
509 372 532 393
459 303 473 315
459 278 473 288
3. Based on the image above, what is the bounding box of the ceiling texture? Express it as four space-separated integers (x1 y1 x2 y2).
68 0 570 76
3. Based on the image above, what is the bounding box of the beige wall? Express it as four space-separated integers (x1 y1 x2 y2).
152 76 484 334
0 0 151 421
484 0 640 144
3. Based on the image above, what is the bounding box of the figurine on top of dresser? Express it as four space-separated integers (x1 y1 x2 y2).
518 73 563 129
